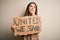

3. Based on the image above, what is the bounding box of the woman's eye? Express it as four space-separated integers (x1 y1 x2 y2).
34 6 36 8
29 4 36 9
30 5 32 7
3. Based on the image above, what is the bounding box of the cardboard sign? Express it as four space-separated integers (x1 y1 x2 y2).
13 16 41 35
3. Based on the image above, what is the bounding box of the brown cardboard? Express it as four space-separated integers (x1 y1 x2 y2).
12 16 41 36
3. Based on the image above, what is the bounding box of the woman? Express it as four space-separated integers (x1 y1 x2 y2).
24 2 39 40
11 2 40 40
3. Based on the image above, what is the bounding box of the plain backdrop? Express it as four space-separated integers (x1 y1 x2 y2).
0 0 60 40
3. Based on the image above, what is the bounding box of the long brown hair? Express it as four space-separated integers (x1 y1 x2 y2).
24 2 38 16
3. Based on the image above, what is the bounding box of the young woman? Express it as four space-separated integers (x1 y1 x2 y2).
11 2 40 40
23 2 39 40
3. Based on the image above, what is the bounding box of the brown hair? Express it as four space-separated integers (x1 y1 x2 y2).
24 2 38 16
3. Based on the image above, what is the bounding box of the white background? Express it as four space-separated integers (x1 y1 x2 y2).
0 0 60 40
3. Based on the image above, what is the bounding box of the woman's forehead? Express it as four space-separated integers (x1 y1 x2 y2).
30 4 36 6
